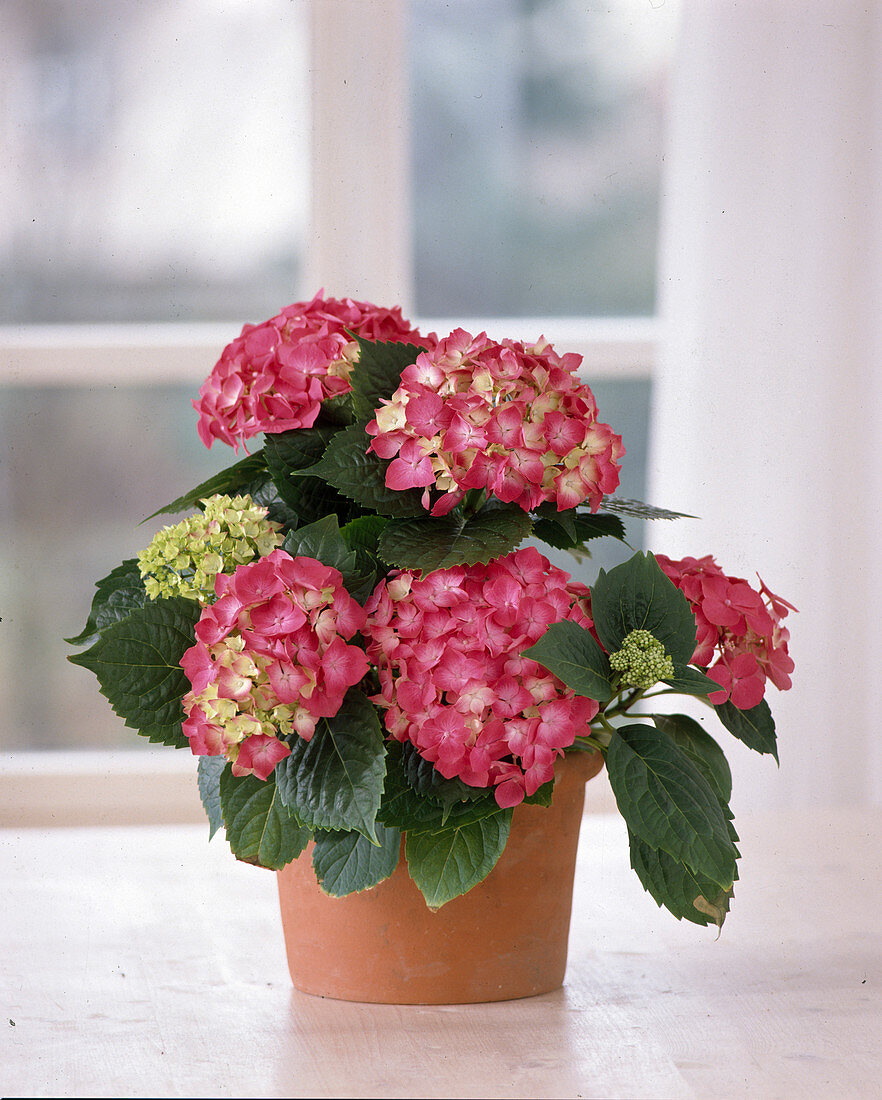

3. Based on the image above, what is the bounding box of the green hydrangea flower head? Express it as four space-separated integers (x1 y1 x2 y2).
609 628 675 689
137 494 283 603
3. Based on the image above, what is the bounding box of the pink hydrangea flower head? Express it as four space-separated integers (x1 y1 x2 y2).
195 291 436 449
365 329 624 514
655 553 796 708
363 547 600 807
179 549 369 779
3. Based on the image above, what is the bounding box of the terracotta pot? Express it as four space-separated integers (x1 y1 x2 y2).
276 750 604 1004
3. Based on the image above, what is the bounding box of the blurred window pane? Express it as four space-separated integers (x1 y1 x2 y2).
409 0 678 317
0 384 234 751
1 0 309 323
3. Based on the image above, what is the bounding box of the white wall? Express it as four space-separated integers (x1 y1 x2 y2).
649 1 882 811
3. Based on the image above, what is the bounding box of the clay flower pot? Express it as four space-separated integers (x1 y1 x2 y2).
276 750 604 1004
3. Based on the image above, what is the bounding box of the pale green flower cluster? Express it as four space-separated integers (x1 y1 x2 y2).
609 628 675 689
138 494 283 603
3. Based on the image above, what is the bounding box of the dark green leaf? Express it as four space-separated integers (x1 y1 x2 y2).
522 777 555 807
522 619 613 702
65 559 147 646
340 514 389 554
628 829 734 928
282 515 376 600
532 505 627 553
377 742 502 834
533 502 577 541
378 501 532 573
144 450 268 520
662 664 720 697
652 713 733 804
405 811 513 908
67 596 202 747
283 514 357 575
591 552 698 665
264 426 337 475
575 512 628 542
275 690 386 840
263 427 338 507
714 698 779 761
316 391 356 426
605 723 738 890
349 337 424 420
600 497 695 521
401 742 488 807
197 755 227 840
220 769 312 869
242 475 300 530
298 421 425 518
311 823 401 897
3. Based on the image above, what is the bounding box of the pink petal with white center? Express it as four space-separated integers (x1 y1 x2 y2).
486 403 526 449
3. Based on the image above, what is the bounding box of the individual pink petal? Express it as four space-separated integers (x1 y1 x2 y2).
231 734 291 781
385 439 436 490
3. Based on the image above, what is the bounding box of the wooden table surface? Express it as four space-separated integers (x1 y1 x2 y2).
3 808 880 1099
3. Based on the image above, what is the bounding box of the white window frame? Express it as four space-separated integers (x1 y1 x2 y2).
0 0 653 825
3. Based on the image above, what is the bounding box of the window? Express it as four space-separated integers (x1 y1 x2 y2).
1 0 673 760
2 0 309 323
409 0 676 318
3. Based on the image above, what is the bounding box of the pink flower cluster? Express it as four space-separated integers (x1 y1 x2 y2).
364 547 599 808
365 329 624 515
180 549 368 780
194 291 435 449
656 554 796 710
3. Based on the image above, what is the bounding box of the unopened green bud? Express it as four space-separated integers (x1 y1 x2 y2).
609 628 675 689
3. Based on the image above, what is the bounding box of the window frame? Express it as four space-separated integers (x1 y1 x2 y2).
0 0 656 824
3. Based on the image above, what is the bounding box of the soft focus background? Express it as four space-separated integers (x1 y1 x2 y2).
2 0 879 814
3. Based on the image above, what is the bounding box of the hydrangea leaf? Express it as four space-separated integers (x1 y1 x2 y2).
349 336 424 421
652 713 733 804
591 551 698 666
661 664 720 697
600 497 694 521
67 596 202 747
282 515 376 601
65 558 147 646
311 823 401 897
144 450 268 521
297 421 425 518
219 769 312 869
532 505 627 553
405 811 513 909
282 514 357 576
377 501 533 573
522 619 613 702
340 514 389 554
263 426 337 478
197 755 227 840
263 427 355 524
714 698 779 761
605 723 738 890
377 743 502 834
628 828 735 928
243 476 301 530
275 689 386 840
401 742 488 807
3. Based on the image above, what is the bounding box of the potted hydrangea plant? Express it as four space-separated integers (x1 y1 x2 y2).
68 292 795 1004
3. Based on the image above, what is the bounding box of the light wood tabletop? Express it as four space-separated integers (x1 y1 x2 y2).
3 807 880 1099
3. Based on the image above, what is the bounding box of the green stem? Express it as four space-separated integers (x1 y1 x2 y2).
461 488 488 518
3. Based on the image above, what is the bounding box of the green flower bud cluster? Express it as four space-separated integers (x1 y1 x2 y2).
138 494 283 603
609 628 675 689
